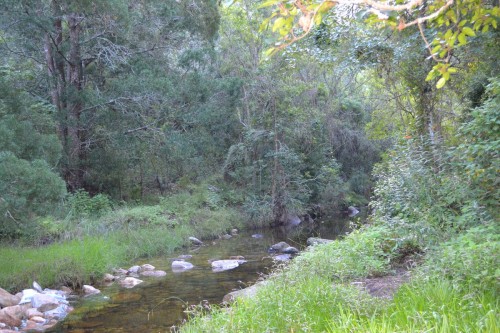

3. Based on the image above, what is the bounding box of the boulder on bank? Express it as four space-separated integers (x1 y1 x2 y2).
0 288 20 308
128 265 141 274
189 236 203 245
306 237 334 246
222 281 268 304
211 259 246 272
141 264 155 271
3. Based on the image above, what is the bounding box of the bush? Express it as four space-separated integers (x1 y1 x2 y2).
0 152 67 239
68 190 112 217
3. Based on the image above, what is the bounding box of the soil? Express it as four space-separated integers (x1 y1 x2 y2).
352 257 419 299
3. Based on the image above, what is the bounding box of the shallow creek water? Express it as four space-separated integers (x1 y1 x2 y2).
49 219 348 332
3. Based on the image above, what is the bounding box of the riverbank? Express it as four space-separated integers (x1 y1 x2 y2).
0 188 244 293
180 223 499 332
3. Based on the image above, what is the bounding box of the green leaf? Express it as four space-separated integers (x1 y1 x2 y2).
258 0 280 9
462 26 476 37
272 17 285 32
458 33 467 45
436 77 447 89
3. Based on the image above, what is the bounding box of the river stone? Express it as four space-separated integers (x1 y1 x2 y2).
111 292 142 303
230 228 238 235
272 254 292 261
189 236 203 245
306 237 334 246
119 277 143 288
83 285 101 296
128 265 141 274
140 270 167 277
32 281 43 293
0 305 25 327
30 316 46 324
269 241 290 252
60 286 73 295
171 261 194 271
282 246 299 254
43 304 71 320
31 293 60 310
0 288 20 308
23 320 43 332
141 264 155 271
251 234 264 239
177 254 193 260
19 289 38 304
26 308 43 319
113 268 129 276
103 273 115 282
211 259 246 272
220 234 232 240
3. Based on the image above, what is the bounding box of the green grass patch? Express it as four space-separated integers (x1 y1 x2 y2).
0 186 244 292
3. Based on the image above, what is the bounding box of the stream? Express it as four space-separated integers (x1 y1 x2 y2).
49 219 349 332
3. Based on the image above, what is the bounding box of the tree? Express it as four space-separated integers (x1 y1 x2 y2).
258 0 499 87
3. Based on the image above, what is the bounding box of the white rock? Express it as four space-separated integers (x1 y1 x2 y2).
211 259 246 272
32 281 43 293
119 277 143 288
19 289 39 304
128 265 141 274
83 285 101 296
189 236 203 245
103 273 116 282
30 315 46 323
141 264 155 271
140 270 167 277
171 260 194 271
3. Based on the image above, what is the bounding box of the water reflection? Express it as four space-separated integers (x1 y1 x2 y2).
50 219 348 332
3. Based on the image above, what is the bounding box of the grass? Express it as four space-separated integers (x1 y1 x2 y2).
180 224 499 333
0 186 244 292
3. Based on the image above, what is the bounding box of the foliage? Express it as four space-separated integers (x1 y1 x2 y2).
455 77 500 213
258 0 500 87
68 190 112 217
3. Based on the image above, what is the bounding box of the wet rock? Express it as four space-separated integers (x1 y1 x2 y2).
32 293 61 310
306 237 333 246
0 305 25 327
43 304 72 320
211 259 246 272
269 241 291 252
23 320 44 332
103 273 116 282
119 277 143 288
128 265 141 274
220 234 232 240
113 268 129 276
140 270 167 277
272 254 292 261
171 261 194 271
0 288 20 308
282 246 299 254
141 264 155 271
189 236 203 245
251 234 263 239
26 308 43 319
83 285 101 296
30 316 46 324
177 254 193 260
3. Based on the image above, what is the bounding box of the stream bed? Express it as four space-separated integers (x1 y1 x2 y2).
49 219 348 332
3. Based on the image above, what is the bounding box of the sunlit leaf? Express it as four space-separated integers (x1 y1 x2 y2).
436 77 446 89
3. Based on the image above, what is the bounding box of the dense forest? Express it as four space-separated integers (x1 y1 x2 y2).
0 0 498 331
